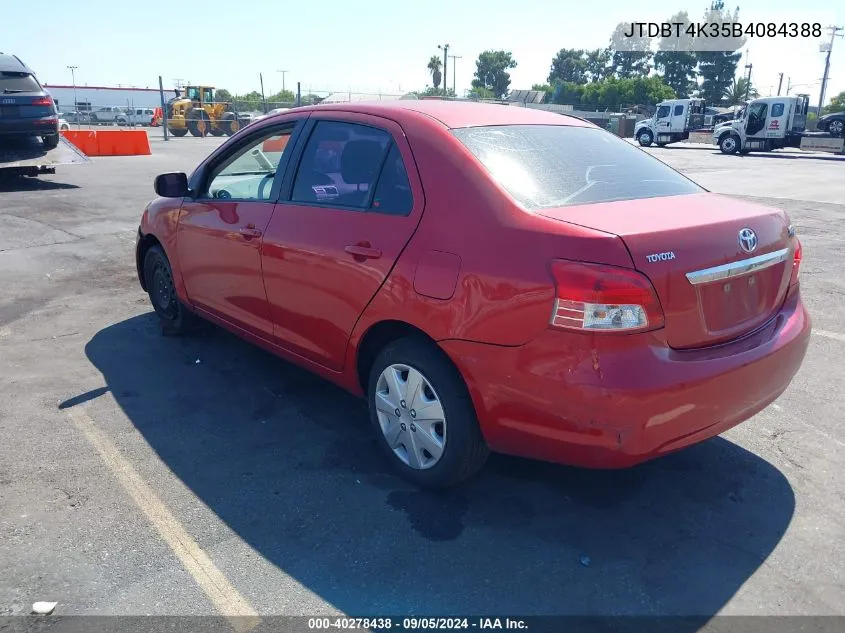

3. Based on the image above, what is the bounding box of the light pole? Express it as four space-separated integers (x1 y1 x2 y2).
818 26 844 115
67 65 78 111
438 44 450 95
277 69 289 94
744 61 753 102
449 54 462 95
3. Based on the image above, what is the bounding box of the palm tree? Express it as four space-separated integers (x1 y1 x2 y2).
427 55 443 90
723 77 759 105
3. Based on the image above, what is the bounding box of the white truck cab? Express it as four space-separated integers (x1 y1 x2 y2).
635 98 707 147
713 94 845 155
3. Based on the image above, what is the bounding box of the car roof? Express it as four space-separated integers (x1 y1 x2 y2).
287 99 595 130
0 53 33 74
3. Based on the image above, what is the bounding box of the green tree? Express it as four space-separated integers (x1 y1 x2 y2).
468 86 495 100
266 89 295 105
585 48 613 82
823 91 845 114
557 76 675 111
427 55 443 90
653 11 697 97
471 50 518 99
551 81 586 106
215 88 234 104
609 22 653 78
420 86 456 97
695 1 745 105
723 77 758 105
548 49 587 84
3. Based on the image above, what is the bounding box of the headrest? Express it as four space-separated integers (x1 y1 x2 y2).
340 140 384 184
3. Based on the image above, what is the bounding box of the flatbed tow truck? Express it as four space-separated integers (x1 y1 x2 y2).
0 135 88 181
713 94 845 156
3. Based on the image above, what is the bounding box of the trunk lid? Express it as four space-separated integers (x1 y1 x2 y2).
539 193 793 349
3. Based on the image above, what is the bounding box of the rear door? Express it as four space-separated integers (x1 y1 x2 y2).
261 113 424 370
669 103 687 133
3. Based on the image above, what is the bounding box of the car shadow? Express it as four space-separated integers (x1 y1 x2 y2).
0 176 80 192
72 314 796 623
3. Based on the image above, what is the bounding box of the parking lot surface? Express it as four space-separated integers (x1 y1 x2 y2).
1 134 844 620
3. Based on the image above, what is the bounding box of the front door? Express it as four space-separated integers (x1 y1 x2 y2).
654 104 671 133
261 114 424 370
178 121 301 338
745 101 769 138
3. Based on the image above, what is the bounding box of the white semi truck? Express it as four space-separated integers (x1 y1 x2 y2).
713 94 845 155
635 98 707 147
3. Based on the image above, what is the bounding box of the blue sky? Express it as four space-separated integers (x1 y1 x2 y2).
3 0 843 104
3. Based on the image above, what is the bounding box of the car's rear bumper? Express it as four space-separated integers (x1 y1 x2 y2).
440 287 811 468
0 117 59 136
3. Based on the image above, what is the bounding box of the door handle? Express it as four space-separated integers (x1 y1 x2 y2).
345 243 382 260
239 226 262 239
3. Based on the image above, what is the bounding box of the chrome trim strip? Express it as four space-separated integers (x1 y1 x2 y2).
685 248 790 285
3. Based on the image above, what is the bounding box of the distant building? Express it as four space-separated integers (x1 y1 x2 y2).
44 84 171 111
319 92 405 104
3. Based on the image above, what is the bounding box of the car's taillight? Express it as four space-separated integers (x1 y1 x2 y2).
549 260 665 333
790 238 802 286
31 96 53 106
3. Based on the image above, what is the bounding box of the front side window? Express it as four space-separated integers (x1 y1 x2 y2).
673 105 684 116
186 87 200 101
291 121 391 208
204 126 294 201
452 125 702 210
656 105 670 119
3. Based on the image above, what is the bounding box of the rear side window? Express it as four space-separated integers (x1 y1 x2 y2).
371 144 413 216
292 121 391 209
772 103 784 117
1 72 41 92
452 125 702 209
673 105 684 116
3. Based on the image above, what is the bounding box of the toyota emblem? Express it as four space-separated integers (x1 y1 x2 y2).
738 228 758 254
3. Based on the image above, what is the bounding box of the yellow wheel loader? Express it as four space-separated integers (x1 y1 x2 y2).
165 86 246 137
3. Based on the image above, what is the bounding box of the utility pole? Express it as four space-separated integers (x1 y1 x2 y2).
777 72 784 96
438 43 450 95
259 73 267 113
743 49 753 102
277 69 289 93
449 54 462 95
66 65 78 111
818 25 844 115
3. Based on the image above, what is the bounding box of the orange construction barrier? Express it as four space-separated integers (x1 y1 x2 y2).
61 129 151 157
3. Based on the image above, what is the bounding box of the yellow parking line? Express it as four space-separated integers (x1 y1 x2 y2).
67 407 260 628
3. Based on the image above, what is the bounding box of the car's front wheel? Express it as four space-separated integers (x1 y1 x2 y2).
829 119 844 137
143 245 199 335
719 134 739 154
637 130 653 147
367 337 489 489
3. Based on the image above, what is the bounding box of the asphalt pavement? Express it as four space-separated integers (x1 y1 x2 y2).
1 134 843 624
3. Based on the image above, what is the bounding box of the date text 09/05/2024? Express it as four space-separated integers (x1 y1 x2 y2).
307 617 528 630
623 22 822 38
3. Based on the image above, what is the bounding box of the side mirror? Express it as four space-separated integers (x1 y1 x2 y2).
154 172 189 198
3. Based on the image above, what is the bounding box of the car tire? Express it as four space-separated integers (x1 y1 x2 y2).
719 134 739 154
367 337 489 489
210 128 225 136
169 128 189 137
829 120 844 137
220 111 240 136
637 130 653 147
143 245 200 335
41 134 60 149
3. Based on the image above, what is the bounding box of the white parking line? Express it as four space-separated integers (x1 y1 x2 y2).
814 329 845 342
67 407 260 627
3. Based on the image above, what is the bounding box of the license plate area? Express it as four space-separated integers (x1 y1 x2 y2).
698 268 780 333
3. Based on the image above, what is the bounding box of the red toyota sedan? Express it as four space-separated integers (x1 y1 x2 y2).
136 101 811 488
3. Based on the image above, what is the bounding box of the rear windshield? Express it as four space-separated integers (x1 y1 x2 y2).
1 72 41 92
452 125 702 209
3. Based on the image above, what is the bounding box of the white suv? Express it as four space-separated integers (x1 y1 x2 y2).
116 108 155 126
88 106 123 124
